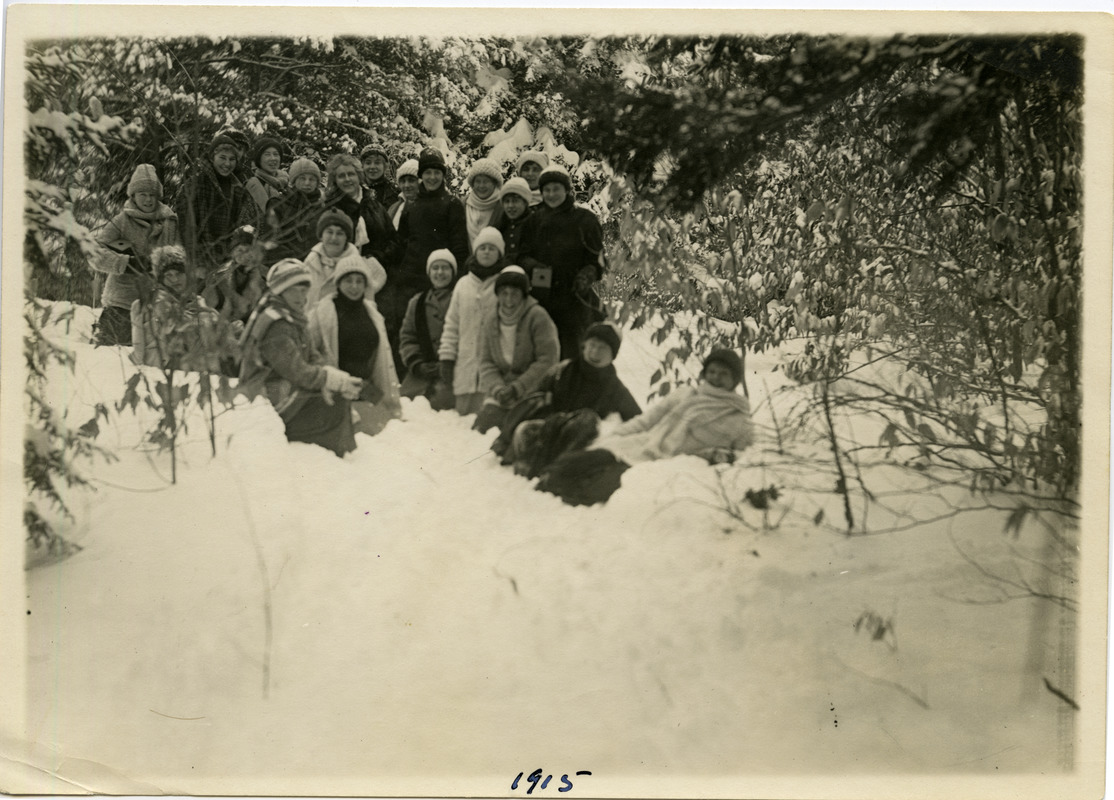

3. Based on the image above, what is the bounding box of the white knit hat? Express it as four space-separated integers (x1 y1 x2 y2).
266 258 312 296
467 158 504 188
395 158 419 181
127 164 162 199
515 150 549 173
471 227 505 256
426 248 458 278
499 177 533 204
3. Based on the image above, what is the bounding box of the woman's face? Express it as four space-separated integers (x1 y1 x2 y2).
294 174 320 195
399 175 420 202
211 147 238 177
161 268 187 294
258 147 281 174
421 168 444 192
338 273 368 301
497 285 525 313
281 283 311 313
334 164 362 197
703 362 737 391
471 175 497 200
428 261 454 289
519 161 542 190
475 243 500 268
231 243 263 270
320 224 348 257
133 191 158 213
542 182 567 208
581 338 614 368
362 154 387 181
501 195 527 220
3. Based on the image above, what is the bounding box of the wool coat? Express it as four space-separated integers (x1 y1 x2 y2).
399 286 452 397
177 160 246 274
438 269 499 396
397 183 470 296
477 298 560 399
92 201 179 309
323 188 399 268
265 187 324 265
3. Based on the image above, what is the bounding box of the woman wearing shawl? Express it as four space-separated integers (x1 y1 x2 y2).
238 258 363 456
239 136 289 230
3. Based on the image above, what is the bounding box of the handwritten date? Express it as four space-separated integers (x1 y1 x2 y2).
511 769 592 793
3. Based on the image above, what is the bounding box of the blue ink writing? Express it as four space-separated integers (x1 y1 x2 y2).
511 769 592 793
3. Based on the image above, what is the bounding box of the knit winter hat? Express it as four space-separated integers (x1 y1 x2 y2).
210 132 241 156
335 252 372 287
495 265 530 296
288 157 321 183
471 226 505 256
702 348 744 386
467 158 504 189
250 137 283 168
516 150 549 173
537 164 572 192
316 208 354 241
582 322 622 358
426 248 458 278
230 225 257 250
418 147 447 175
127 164 163 200
395 159 419 181
359 143 389 162
499 177 533 204
266 258 312 296
151 244 187 277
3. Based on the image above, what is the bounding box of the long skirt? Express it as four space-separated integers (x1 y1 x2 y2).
535 447 629 507
283 395 356 456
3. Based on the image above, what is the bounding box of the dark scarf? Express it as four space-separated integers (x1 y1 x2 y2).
466 253 504 281
552 357 613 414
333 292 378 380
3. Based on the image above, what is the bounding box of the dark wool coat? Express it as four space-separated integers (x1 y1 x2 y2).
541 358 642 422
265 188 324 265
497 207 532 267
323 189 399 268
177 160 246 275
367 177 398 209
397 183 470 295
239 297 328 423
398 286 453 398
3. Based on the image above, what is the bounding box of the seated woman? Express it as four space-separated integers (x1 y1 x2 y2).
472 265 559 434
491 322 641 474
535 348 754 506
307 253 402 436
238 258 364 456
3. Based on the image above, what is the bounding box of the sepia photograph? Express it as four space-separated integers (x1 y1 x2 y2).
2 4 1110 798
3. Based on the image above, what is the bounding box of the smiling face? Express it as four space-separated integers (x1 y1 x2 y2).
398 175 420 202
518 161 542 189
421 168 444 192
475 243 501 268
294 173 320 195
501 194 528 221
703 361 738 391
581 338 614 369
320 224 348 257
334 164 362 198
211 146 238 177
362 154 387 181
258 146 281 174
497 285 525 314
338 272 368 301
281 283 311 313
542 182 567 208
133 191 158 213
428 261 454 289
471 175 497 200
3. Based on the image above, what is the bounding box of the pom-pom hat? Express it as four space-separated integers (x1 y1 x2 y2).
495 265 530 296
267 259 312 296
537 164 572 192
499 177 533 204
316 208 354 241
582 322 622 358
127 164 163 200
471 227 505 257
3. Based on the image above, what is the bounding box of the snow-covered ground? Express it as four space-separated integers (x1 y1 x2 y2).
10 302 1090 797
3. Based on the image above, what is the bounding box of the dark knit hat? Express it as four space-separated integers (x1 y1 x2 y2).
582 322 622 358
418 147 446 175
288 157 321 183
537 164 572 192
230 225 257 249
127 163 162 200
359 144 388 162
250 137 283 167
494 265 530 296
702 348 744 386
317 208 354 241
210 132 241 156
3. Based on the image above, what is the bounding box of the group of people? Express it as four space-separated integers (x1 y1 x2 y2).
88 129 753 504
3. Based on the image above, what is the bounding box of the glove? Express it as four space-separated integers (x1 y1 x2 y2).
439 360 455 387
493 384 519 406
323 366 363 400
413 361 440 381
574 264 598 295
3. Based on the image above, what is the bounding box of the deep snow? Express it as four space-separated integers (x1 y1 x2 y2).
10 302 1091 798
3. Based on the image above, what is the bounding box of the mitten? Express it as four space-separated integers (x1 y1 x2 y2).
323 366 363 399
415 361 440 380
439 360 455 387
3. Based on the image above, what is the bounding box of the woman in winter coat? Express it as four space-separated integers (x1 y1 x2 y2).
130 244 218 370
238 136 288 230
177 132 246 280
323 153 398 268
359 144 398 208
265 157 325 265
307 254 402 436
388 159 420 231
238 259 363 456
472 266 559 434
399 249 456 408
496 176 533 266
464 157 504 245
515 150 548 206
516 164 606 360
437 227 506 416
202 225 265 327
535 349 754 506
91 163 179 346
